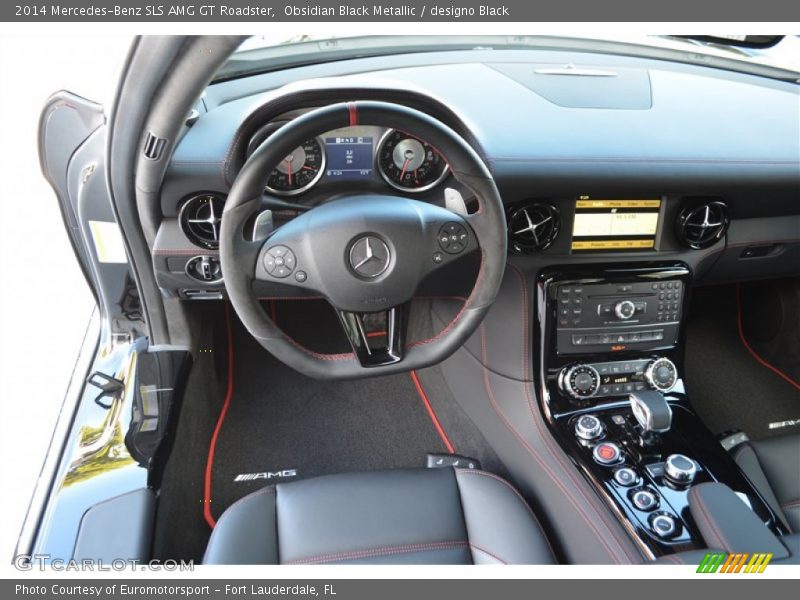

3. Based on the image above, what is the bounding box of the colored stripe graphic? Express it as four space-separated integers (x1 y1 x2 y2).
697 552 772 573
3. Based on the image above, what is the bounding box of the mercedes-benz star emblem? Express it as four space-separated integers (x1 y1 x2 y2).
349 236 391 278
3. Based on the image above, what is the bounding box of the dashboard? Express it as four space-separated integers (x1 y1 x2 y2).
149 48 800 299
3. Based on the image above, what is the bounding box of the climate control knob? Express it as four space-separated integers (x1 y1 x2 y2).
614 300 636 320
560 364 600 400
644 357 678 392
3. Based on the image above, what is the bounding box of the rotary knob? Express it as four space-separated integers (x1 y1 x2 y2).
614 300 636 320
574 414 604 441
664 453 697 485
645 357 678 392
560 364 600 400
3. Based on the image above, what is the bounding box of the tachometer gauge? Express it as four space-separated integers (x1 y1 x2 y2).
265 137 326 196
377 130 449 192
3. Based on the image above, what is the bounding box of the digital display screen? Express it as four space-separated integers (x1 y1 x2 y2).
601 374 633 385
571 198 661 252
325 136 373 179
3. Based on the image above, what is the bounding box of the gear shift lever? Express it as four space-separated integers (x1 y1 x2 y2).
629 390 672 435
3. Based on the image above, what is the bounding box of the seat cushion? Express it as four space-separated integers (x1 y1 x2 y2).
733 433 800 533
203 468 555 564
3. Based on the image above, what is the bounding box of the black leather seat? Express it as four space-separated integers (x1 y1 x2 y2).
204 468 555 564
733 433 800 533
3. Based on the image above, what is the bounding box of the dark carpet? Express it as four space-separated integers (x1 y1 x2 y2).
685 284 800 441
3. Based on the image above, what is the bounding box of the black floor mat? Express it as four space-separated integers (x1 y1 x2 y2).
153 300 507 559
208 309 455 522
152 304 229 562
685 285 800 440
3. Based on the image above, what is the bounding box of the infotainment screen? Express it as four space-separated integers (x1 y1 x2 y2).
571 198 661 252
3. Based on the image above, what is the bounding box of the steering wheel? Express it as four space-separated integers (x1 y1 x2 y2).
220 101 507 379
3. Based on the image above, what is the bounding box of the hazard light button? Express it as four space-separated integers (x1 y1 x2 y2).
592 441 623 465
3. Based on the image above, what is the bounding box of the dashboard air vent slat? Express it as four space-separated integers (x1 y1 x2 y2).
675 200 730 249
508 203 561 253
179 194 225 250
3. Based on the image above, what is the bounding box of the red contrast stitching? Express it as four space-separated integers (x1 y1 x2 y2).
406 252 485 349
689 486 732 550
510 265 639 562
285 540 468 565
210 487 276 534
410 370 455 454
203 302 236 528
456 469 558 559
736 283 800 391
468 543 508 564
478 324 622 563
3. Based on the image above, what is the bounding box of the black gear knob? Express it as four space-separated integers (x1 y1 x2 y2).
629 390 672 433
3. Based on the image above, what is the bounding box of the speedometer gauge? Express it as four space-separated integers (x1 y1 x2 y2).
377 130 449 192
265 137 326 196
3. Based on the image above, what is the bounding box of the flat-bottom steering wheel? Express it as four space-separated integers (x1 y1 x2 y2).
220 101 507 379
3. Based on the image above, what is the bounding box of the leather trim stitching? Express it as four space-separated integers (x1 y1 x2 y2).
510 264 640 562
285 540 468 565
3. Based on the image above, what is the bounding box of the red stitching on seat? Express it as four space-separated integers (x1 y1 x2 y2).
468 542 508 564
456 469 558 560
285 540 468 565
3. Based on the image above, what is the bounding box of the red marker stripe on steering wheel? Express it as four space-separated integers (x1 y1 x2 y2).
347 102 358 127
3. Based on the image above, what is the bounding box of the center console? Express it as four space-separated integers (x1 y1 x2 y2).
537 263 788 558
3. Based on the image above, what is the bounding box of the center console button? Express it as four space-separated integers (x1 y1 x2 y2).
574 414 604 441
650 513 678 538
592 441 622 465
664 453 697 485
613 467 639 487
631 488 659 511
614 300 636 320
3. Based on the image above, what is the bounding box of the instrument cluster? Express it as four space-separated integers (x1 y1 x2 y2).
246 121 451 197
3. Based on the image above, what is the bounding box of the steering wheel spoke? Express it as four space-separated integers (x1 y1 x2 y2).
424 215 479 276
337 303 409 367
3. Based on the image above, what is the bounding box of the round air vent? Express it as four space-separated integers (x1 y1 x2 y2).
507 203 561 253
675 201 729 249
179 193 225 249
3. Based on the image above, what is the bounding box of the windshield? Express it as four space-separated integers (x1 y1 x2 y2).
215 34 800 82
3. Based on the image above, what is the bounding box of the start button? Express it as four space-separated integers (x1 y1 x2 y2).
592 442 622 465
